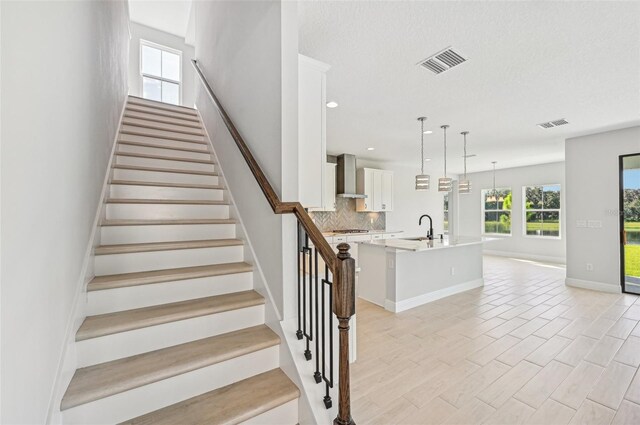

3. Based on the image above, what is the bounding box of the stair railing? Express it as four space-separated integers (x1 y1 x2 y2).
192 59 355 425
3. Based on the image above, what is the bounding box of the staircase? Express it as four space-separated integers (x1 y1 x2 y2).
60 96 300 424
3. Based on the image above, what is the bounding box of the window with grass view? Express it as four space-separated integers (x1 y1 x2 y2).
523 185 561 237
482 188 512 234
140 40 181 105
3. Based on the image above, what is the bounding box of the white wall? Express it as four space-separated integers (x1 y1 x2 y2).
0 1 129 423
458 162 566 262
566 126 640 292
193 0 298 324
127 22 196 107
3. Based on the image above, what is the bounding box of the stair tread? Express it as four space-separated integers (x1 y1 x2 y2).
110 180 223 189
124 111 202 129
101 218 236 226
122 118 204 136
121 126 205 144
118 140 210 154
76 290 264 342
116 151 214 165
127 96 198 115
125 105 200 123
113 164 218 176
95 239 243 255
62 324 277 410
120 368 299 425
88 262 252 291
106 198 228 205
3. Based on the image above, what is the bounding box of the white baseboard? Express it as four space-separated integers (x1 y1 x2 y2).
565 277 621 294
483 249 566 265
384 278 485 313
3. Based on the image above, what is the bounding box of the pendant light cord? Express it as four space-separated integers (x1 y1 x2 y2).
420 119 425 175
443 126 447 177
463 133 467 179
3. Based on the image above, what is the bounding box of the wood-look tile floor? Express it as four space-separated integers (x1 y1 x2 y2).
352 255 640 425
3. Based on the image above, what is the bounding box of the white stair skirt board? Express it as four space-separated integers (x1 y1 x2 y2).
62 346 279 425
120 125 205 144
565 277 622 294
115 155 215 172
383 278 485 313
109 184 224 201
77 305 265 366
112 168 219 185
117 143 211 161
94 245 244 275
87 272 253 315
240 399 298 425
119 133 207 150
105 203 229 220
124 110 203 128
100 223 235 244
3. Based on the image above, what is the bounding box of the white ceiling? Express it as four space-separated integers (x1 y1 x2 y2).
129 0 192 40
299 1 640 173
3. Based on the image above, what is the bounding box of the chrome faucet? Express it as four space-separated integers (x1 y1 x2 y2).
419 214 434 240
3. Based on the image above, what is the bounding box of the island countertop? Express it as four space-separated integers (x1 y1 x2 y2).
363 236 491 252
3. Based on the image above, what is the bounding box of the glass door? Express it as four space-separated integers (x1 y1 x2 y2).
621 153 640 294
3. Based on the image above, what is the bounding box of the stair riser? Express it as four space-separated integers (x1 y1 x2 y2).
100 223 235 244
94 245 243 275
242 399 298 425
77 305 264 366
119 133 207 150
112 168 219 185
87 272 253 315
122 119 204 137
62 346 279 425
116 155 215 172
124 111 202 128
109 185 224 201
118 143 211 161
105 203 228 220
121 125 205 144
127 99 197 116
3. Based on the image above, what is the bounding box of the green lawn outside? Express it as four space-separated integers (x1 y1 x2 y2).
626 245 640 278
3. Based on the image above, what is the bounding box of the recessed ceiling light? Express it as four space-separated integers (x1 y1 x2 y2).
423 130 433 134
367 147 375 151
424 158 431 162
326 101 339 108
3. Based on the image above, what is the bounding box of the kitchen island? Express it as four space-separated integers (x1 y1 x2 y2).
358 237 487 312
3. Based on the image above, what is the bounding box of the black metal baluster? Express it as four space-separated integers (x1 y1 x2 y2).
314 248 321 383
302 241 312 360
322 264 333 409
296 223 303 340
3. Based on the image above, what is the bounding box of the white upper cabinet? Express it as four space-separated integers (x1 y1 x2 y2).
356 168 394 212
298 54 330 209
309 162 336 212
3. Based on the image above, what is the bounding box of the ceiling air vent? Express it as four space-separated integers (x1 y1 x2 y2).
537 119 569 129
419 47 467 75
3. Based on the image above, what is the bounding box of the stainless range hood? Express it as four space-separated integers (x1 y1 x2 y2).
336 154 367 199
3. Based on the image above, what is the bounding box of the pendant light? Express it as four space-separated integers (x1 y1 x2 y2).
459 131 472 194
438 125 452 192
415 117 430 190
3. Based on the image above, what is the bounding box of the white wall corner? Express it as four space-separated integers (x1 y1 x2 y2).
46 99 127 424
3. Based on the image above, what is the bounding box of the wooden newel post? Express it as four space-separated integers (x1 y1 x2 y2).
333 243 356 425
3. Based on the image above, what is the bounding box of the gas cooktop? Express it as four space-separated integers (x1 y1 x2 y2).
332 229 369 234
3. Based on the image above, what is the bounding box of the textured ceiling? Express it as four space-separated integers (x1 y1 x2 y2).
129 0 192 40
299 1 640 173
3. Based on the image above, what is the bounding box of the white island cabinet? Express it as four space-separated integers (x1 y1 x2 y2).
358 237 485 313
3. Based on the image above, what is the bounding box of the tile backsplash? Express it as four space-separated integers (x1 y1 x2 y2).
309 197 385 232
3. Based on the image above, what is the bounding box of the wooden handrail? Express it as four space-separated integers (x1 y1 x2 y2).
192 59 355 425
